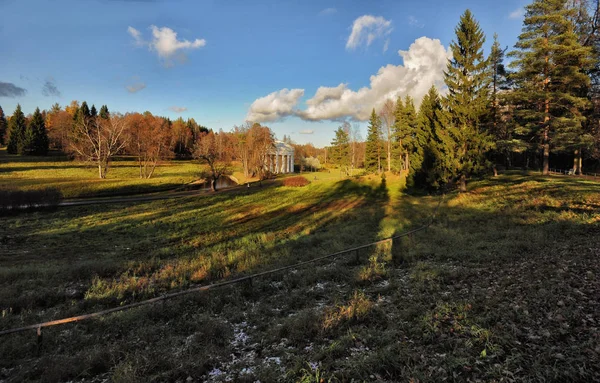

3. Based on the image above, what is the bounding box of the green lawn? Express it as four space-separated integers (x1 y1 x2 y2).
0 171 599 382
0 148 201 198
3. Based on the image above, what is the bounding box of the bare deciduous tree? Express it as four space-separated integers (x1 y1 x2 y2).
194 131 231 192
69 113 128 179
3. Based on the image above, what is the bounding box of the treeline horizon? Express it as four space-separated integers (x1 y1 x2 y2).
2 0 600 192
328 0 600 191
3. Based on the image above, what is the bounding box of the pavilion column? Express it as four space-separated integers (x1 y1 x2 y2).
290 154 293 173
284 155 288 173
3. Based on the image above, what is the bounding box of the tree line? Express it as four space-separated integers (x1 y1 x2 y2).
0 101 284 187
328 0 600 191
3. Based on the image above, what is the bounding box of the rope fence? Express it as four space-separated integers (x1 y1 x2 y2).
0 193 444 348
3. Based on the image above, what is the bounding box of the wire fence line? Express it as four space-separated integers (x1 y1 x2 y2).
0 193 444 340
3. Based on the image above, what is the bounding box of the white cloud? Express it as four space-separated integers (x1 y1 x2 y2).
383 38 390 53
170 106 187 113
509 8 524 19
127 25 206 65
408 15 424 28
299 129 314 134
126 82 146 93
246 36 452 122
319 7 337 16
246 88 305 122
128 26 144 45
346 15 392 51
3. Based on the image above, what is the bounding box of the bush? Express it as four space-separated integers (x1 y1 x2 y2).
0 188 62 215
282 176 310 187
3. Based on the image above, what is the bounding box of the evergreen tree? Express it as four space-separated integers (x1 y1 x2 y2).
99 105 110 119
392 97 405 171
330 125 350 176
90 105 98 118
508 0 594 174
365 109 383 173
397 96 420 178
415 87 442 187
79 101 91 119
7 104 27 155
24 107 49 155
438 9 493 192
486 33 510 175
0 106 7 146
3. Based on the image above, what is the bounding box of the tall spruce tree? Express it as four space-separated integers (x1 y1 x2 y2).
365 108 383 173
392 96 405 171
398 96 420 179
0 106 7 146
509 0 594 174
24 107 49 155
486 33 510 175
438 9 493 192
416 86 442 187
330 125 350 176
7 104 27 155
99 105 110 119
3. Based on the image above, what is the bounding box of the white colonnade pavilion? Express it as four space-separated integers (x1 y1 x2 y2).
267 141 295 174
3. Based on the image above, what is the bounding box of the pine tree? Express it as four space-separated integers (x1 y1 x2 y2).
7 104 27 155
79 101 91 119
398 96 420 177
438 9 493 192
99 105 110 119
0 106 7 146
24 107 49 155
90 105 98 118
392 97 405 171
415 86 442 187
486 33 510 175
365 109 383 173
508 0 594 174
330 125 350 176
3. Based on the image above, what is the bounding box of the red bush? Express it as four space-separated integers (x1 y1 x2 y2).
282 176 310 187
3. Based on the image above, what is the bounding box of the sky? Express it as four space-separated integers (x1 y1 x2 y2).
0 0 526 147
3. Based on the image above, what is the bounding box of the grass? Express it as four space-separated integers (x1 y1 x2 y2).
0 166 599 382
0 148 201 198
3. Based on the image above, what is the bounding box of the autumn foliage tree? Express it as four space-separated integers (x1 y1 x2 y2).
194 131 232 191
125 112 172 178
69 105 128 179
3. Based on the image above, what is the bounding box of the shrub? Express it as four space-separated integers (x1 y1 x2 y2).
0 187 62 215
282 176 310 187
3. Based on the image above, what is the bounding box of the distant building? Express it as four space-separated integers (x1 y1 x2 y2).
267 141 294 174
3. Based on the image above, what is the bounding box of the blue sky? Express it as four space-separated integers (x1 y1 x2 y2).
0 0 525 146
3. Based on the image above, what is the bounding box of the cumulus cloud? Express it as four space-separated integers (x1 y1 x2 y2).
128 25 206 65
346 15 392 50
246 88 305 122
319 7 337 16
246 36 451 122
169 106 187 113
509 8 524 19
42 77 61 97
0 82 27 98
126 82 146 93
299 129 314 134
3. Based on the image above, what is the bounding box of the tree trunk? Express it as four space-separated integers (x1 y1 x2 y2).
98 163 103 179
459 174 467 193
211 178 217 192
542 130 549 175
573 148 582 175
493 165 498 177
387 137 391 172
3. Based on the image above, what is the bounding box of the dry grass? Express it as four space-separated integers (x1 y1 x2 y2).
0 169 599 382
